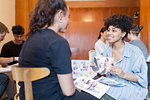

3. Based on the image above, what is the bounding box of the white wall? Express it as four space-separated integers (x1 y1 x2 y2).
0 0 15 52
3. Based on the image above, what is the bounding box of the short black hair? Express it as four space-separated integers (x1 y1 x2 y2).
104 14 133 40
98 27 107 39
11 25 24 35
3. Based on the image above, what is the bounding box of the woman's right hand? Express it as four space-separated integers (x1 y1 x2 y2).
111 66 125 78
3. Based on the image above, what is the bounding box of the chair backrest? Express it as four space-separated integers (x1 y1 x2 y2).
11 65 50 100
89 50 96 64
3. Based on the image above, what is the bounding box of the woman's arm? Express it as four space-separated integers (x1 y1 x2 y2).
57 73 75 96
111 66 138 82
122 73 138 82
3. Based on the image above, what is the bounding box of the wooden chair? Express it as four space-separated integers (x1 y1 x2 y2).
11 65 50 100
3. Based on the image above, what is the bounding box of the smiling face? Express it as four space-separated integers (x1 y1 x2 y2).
106 26 126 44
13 34 24 44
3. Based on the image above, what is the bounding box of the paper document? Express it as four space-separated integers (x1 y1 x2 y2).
0 63 18 73
97 76 126 86
90 57 113 75
72 60 96 79
74 76 110 99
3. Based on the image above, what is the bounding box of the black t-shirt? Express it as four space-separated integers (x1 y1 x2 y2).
19 29 72 100
1 40 24 65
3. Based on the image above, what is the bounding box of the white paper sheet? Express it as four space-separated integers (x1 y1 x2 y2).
74 76 110 99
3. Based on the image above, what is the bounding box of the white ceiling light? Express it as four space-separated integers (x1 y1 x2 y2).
65 0 105 1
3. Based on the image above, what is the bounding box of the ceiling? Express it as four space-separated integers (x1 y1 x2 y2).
66 0 139 8
65 0 105 1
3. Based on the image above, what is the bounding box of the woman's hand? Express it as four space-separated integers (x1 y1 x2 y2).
111 66 138 82
111 66 125 78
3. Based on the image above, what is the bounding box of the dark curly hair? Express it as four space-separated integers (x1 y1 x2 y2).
98 26 107 39
28 0 67 35
104 14 133 40
0 22 9 34
11 25 24 35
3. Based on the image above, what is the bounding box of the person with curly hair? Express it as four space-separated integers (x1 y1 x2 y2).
128 24 149 60
102 14 148 99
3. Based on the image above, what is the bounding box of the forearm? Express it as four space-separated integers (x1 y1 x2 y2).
57 73 75 96
0 57 18 65
0 57 13 64
122 73 138 82
111 66 138 82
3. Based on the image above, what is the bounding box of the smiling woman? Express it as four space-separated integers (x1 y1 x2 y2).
103 14 148 100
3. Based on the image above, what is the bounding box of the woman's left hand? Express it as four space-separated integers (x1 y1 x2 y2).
111 66 125 78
